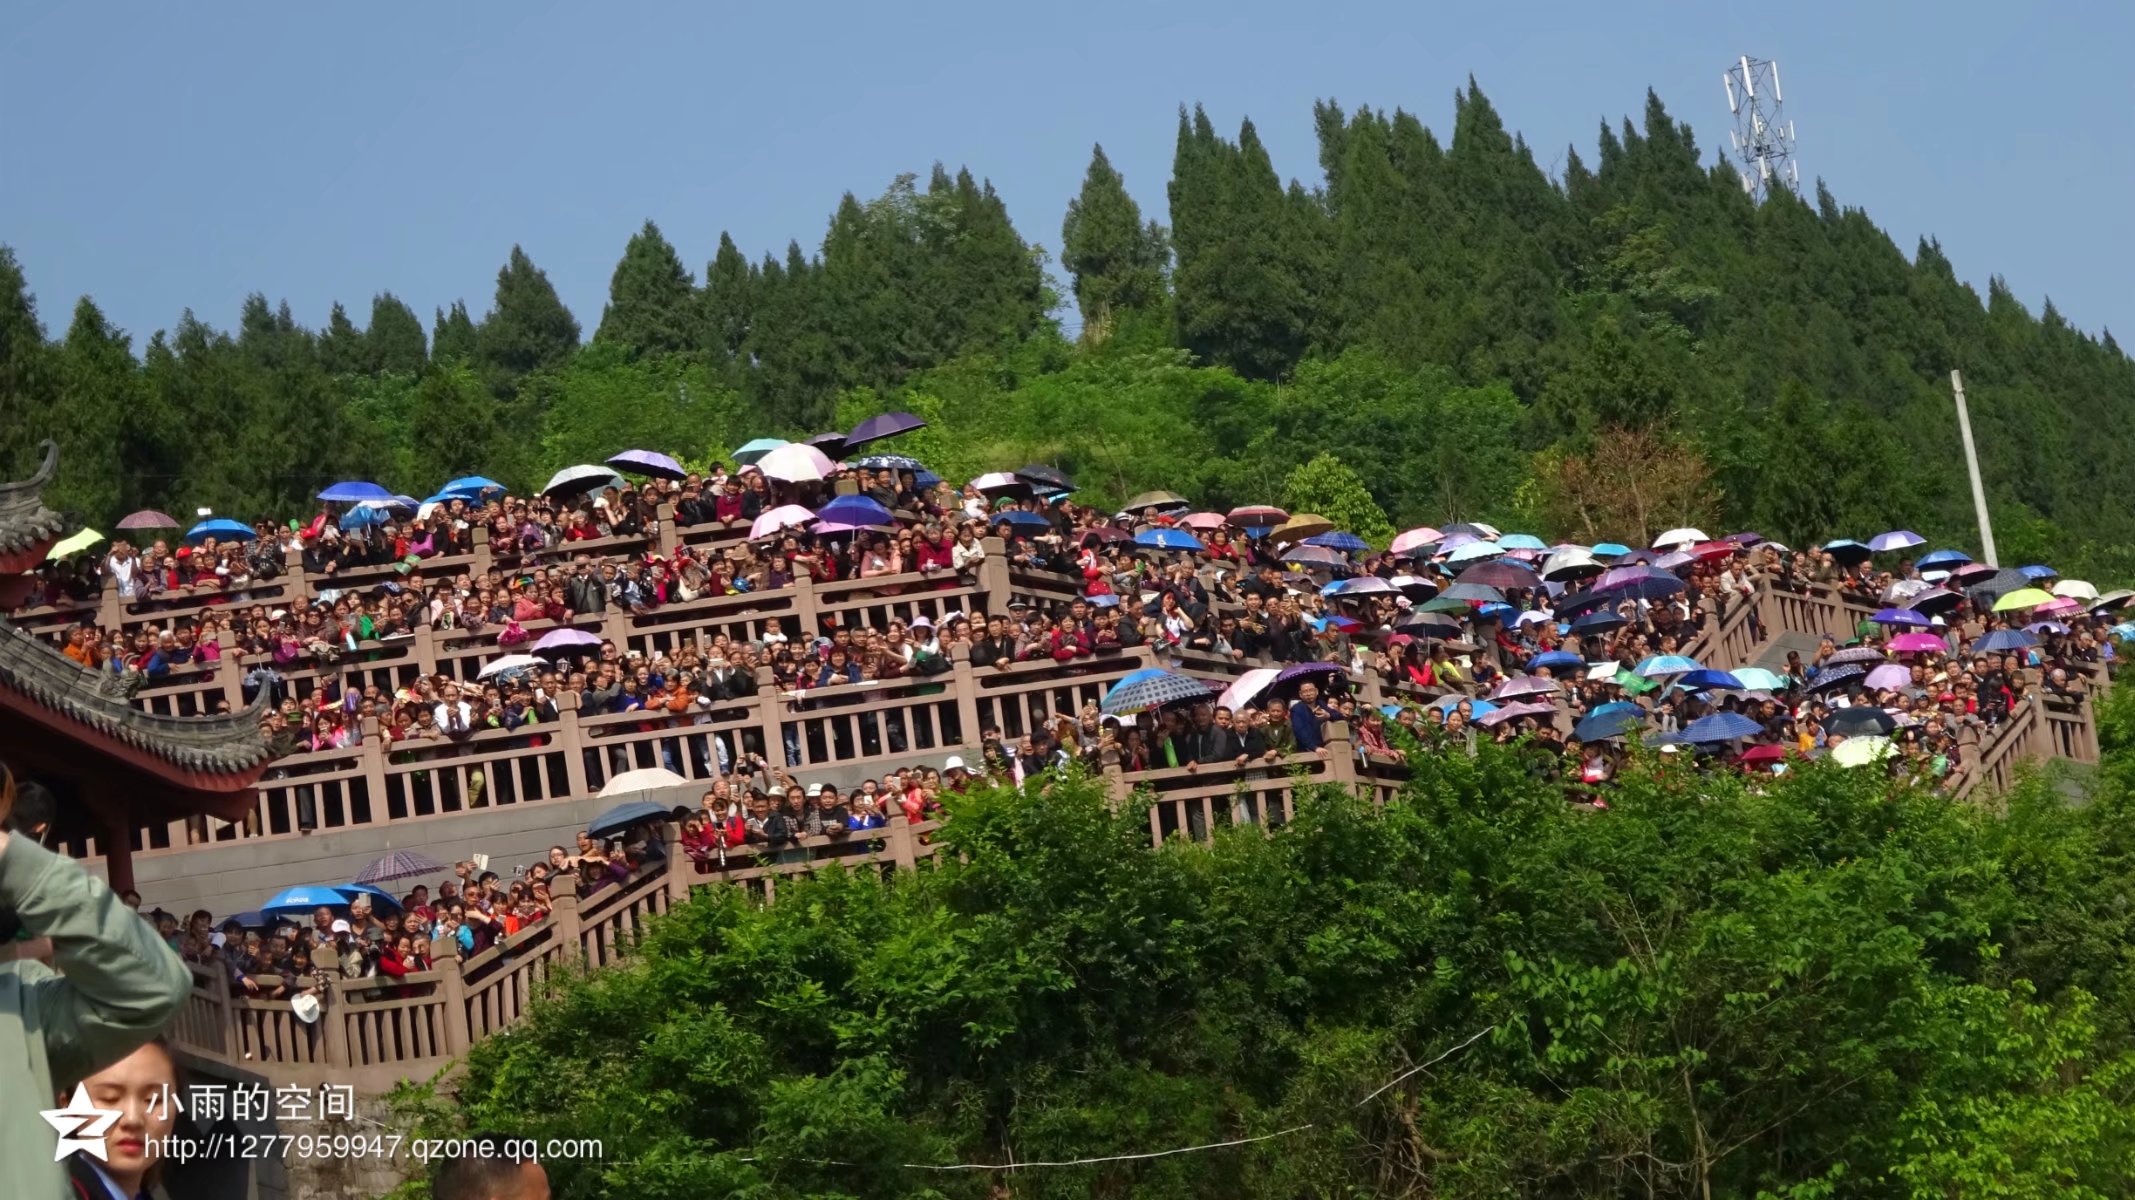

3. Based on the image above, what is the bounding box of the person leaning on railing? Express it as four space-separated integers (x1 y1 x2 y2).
1 762 193 1198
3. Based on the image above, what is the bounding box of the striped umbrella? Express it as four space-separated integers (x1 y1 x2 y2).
354 850 448 884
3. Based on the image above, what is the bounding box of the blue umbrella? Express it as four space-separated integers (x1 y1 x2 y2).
1823 538 1873 563
443 475 506 496
317 480 393 503
1101 668 1215 714
1591 701 1642 718
2018 564 2058 580
1683 712 1764 743
817 495 895 527
1590 542 1632 558
732 437 787 465
1636 654 1703 677
1872 607 1931 627
1433 695 1499 717
914 470 942 488
1304 531 1370 553
1527 650 1585 672
1916 549 1973 570
1676 668 1746 691
338 882 404 913
185 518 255 542
1570 609 1628 634
1973 629 2038 653
1497 533 1548 551
261 885 362 920
992 510 1052 531
339 506 390 531
1134 528 1206 552
588 800 672 841
1596 566 1687 600
1574 708 1644 741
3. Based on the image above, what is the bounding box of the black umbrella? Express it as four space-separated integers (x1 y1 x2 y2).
1908 587 1964 615
1809 663 1867 691
1015 465 1075 493
1825 705 1897 737
807 431 850 460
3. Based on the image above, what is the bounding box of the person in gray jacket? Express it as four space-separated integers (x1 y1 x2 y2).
0 762 191 1199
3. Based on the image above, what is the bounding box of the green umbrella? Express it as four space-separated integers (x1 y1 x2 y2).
1991 587 2055 613
44 528 105 559
733 437 787 465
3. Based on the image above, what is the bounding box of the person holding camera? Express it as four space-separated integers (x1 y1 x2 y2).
1 761 193 1197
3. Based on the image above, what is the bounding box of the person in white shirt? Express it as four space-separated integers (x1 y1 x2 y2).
433 682 475 738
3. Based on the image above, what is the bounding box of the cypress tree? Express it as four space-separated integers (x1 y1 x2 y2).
595 219 696 359
477 246 581 388
1061 144 1170 336
319 302 366 375
55 298 141 519
366 293 428 375
700 232 754 364
0 246 54 480
432 301 479 364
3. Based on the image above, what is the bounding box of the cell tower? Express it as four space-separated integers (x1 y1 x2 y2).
1722 55 1798 201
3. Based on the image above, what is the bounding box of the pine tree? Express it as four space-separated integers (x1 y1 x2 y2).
477 246 581 389
432 301 479 364
0 246 54 482
52 298 140 519
1061 144 1170 336
319 302 366 375
700 232 754 365
366 293 428 375
1169 111 1315 380
595 220 696 359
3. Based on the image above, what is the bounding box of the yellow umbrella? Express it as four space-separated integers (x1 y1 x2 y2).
1991 587 2056 612
1271 513 1335 543
1830 735 1895 768
44 528 105 559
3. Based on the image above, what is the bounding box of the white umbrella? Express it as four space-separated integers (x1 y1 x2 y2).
751 504 816 540
1217 667 1282 715
1541 547 1602 581
1652 527 1709 549
544 464 626 497
597 766 691 798
1831 735 1895 768
756 442 835 483
2053 579 2099 601
478 654 544 679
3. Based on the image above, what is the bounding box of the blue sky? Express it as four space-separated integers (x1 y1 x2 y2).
3 0 2129 349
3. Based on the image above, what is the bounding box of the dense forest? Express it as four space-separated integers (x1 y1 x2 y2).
5 83 2134 577
392 710 2135 1199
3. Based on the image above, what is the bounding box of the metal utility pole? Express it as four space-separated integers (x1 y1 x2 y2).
1950 369 1998 566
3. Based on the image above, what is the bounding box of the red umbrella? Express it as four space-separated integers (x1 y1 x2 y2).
1737 744 1787 764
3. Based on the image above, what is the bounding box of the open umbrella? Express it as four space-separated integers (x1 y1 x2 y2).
1569 609 1627 635
1078 525 1132 546
1809 663 1868 690
1101 668 1216 714
1831 735 1896 768
1869 530 1925 552
757 442 836 483
1014 465 1074 493
1738 744 1788 765
1636 654 1702 678
2052 579 2100 601
1861 664 1912 692
1395 611 1462 638
185 518 254 542
1217 667 1283 714
599 767 691 798
478 654 544 680
1496 533 1547 552
543 465 625 497
853 454 926 472
1906 588 1963 615
354 850 448 884
1439 583 1505 604
1596 565 1685 600
1389 526 1444 555
817 495 894 527
1590 542 1632 559
1822 539 1873 565
1991 588 2056 613
1826 647 1889 666
1541 547 1603 581
1528 650 1585 672
1322 576 1397 597
1490 675 1561 701
443 475 507 496
116 509 180 530
1915 549 1972 571
1276 662 1346 686
261 885 362 920
1283 545 1348 569
750 504 818 540
1228 505 1289 527
1304 531 1370 554
846 411 926 449
607 449 688 481
985 510 1047 533
1683 712 1763 743
44 528 104 559
1122 489 1189 514
1886 632 1948 655
1676 668 1746 691
1652 527 1709 549
806 431 851 461
317 481 393 503
588 799 673 839
1972 629 2038 653
1133 528 1205 552
1178 511 1228 531
1731 667 1789 691
970 472 1031 498
1871 607 1932 628
1272 514 1335 543
1574 709 1645 741
1456 561 1541 590
732 437 787 465
533 627 602 653
1480 700 1559 727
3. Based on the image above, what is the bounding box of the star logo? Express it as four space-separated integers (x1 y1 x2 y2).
40 1083 120 1162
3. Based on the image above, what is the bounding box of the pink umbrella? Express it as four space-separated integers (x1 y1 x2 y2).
1489 674 1561 701
1862 663 1912 692
2032 596 2083 617
756 442 836 483
1887 632 1947 655
1179 511 1228 530
117 509 181 530
1389 526 1444 555
750 504 815 541
532 627 601 653
1480 699 1559 726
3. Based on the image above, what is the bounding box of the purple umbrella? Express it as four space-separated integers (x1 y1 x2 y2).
1595 565 1686 600
532 627 603 653
845 411 926 449
1455 561 1542 590
1490 674 1561 701
1861 664 1912 692
1276 662 1346 684
1869 530 1925 553
606 449 688 481
1480 700 1559 727
116 509 180 530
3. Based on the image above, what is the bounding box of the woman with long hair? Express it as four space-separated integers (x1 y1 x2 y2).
64 1039 180 1200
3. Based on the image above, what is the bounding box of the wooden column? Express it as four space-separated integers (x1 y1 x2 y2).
655 503 678 559
976 537 1012 609
436 968 470 1057
213 628 246 712
755 665 786 767
948 642 981 752
555 690 590 799
470 523 492 578
549 891 583 961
